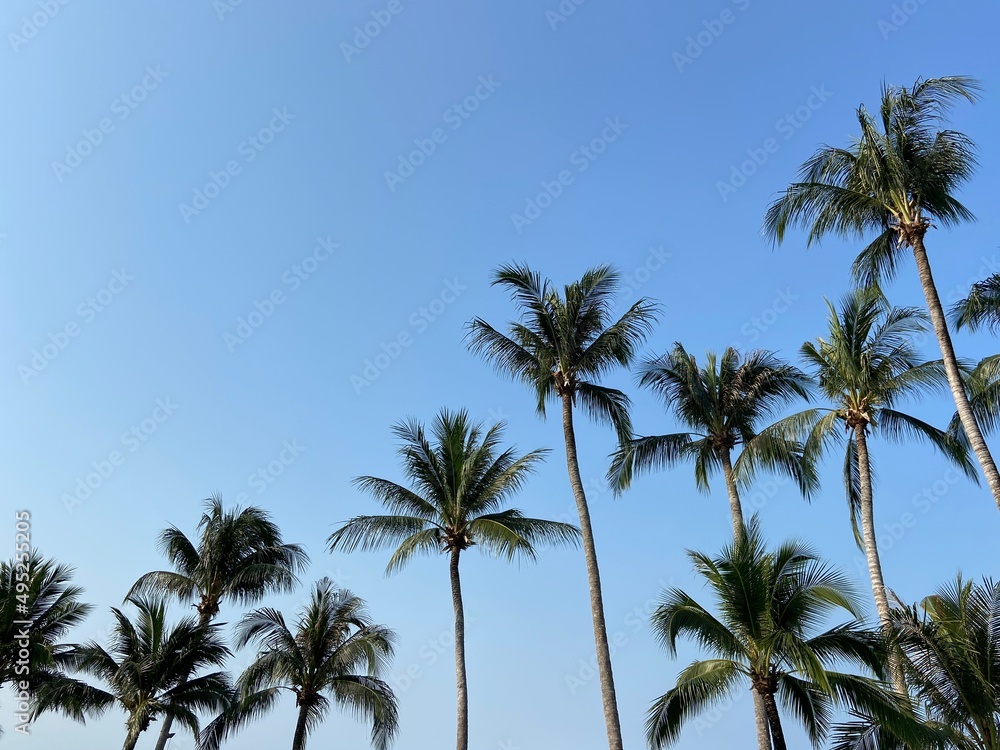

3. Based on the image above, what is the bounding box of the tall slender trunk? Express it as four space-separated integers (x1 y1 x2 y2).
291 703 309 750
854 424 906 695
560 395 624 750
911 235 1000 508
719 450 746 541
761 690 786 750
154 610 212 750
751 687 773 750
721 451 769 750
122 732 140 750
450 549 469 750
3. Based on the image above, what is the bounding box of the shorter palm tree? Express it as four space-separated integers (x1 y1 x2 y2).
328 408 579 750
779 289 975 695
609 344 815 539
202 578 398 750
952 272 1000 333
33 596 232 750
948 354 1000 441
646 519 902 750
1 551 93 691
833 576 1000 750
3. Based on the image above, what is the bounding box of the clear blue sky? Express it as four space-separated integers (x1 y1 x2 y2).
2 0 1000 748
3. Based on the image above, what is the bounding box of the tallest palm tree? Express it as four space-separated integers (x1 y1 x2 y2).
764 75 1000 510
468 263 658 750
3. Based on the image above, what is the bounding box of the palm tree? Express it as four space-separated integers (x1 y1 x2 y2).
1 551 93 691
946 354 1000 442
763 75 1000 509
608 344 815 540
33 596 232 750
128 494 309 750
467 263 657 750
785 289 975 693
646 519 904 750
834 576 1000 750
952 272 1000 333
202 578 398 750
327 409 579 750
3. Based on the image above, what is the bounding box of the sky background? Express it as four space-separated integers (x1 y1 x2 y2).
2 0 1000 748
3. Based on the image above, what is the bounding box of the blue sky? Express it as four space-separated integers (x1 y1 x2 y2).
2 0 1000 747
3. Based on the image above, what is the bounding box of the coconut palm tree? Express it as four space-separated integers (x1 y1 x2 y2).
646 519 905 750
128 494 309 750
946 354 1000 443
201 578 398 750
783 289 976 693
467 263 657 750
952 272 1000 333
33 596 232 750
833 576 1000 750
327 409 578 750
763 75 1000 509
1 551 92 691
608 344 816 540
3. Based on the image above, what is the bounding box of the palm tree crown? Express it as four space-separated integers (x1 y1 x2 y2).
34 596 232 750
129 495 309 623
203 578 398 750
608 344 815 521
647 520 897 750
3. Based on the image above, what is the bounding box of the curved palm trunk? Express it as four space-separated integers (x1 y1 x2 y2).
560 395 624 750
854 425 906 695
761 690 786 750
720 452 770 750
123 732 141 750
912 236 1000 509
291 703 309 750
450 549 469 750
719 450 746 541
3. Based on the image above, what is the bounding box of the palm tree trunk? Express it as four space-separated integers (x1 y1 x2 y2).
291 703 309 750
560 394 624 750
719 450 746 541
911 235 1000 508
761 690 786 750
854 425 906 695
122 729 141 750
751 687 773 750
720 451 769 750
450 549 469 750
154 610 213 750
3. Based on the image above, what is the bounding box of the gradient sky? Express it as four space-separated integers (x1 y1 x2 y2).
2 1 1000 748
